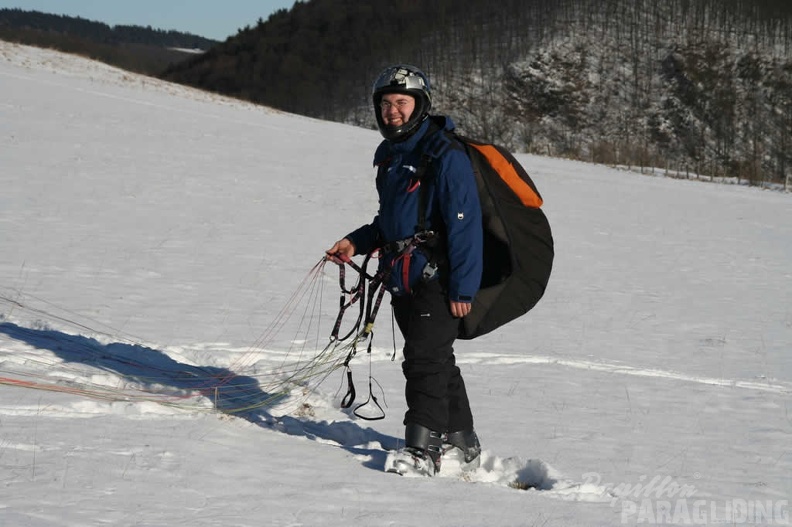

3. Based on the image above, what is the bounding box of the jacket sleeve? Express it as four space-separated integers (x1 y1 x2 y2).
435 148 483 302
346 216 381 256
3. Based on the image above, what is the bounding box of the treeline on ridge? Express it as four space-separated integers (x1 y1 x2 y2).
0 8 218 75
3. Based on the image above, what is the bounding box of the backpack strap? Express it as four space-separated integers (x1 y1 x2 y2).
414 120 457 232
414 152 434 233
412 123 466 281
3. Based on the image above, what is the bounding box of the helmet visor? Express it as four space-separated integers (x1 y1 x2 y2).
373 65 429 94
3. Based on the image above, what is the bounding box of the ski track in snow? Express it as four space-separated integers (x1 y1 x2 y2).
461 352 792 395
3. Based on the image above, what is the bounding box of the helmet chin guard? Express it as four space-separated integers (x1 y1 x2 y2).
372 64 432 142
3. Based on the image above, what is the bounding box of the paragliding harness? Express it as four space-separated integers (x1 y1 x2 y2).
329 117 554 417
327 232 437 421
326 251 389 420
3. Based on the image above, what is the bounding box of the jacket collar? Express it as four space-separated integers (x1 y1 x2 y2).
374 115 459 165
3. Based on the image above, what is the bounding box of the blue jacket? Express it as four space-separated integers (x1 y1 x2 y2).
347 116 483 302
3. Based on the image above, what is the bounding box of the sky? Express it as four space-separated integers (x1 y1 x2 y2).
0 0 298 40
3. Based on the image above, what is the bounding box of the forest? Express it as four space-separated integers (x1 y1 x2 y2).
163 0 792 188
0 8 217 75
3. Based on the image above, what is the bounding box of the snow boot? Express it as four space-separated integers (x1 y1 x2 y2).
385 423 443 477
441 429 481 471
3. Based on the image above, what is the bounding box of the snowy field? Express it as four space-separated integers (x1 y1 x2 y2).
1 41 791 526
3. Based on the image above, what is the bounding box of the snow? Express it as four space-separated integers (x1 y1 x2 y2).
1 40 791 526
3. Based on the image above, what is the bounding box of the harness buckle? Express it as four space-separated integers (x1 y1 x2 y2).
381 230 436 255
421 261 439 281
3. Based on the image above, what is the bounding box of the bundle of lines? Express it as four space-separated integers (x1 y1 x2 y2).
0 258 369 416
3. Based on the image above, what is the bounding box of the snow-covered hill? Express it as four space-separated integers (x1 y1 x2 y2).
1 41 791 526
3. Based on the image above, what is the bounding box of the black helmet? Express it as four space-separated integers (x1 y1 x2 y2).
372 64 432 141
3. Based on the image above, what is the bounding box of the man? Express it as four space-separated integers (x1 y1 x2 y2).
326 64 483 476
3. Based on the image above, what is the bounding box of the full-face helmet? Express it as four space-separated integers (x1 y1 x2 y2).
372 64 432 141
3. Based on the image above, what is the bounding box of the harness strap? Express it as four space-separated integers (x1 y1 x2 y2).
380 230 438 255
334 252 390 412
330 254 368 342
333 232 432 415
415 153 433 233
339 369 356 408
401 252 412 295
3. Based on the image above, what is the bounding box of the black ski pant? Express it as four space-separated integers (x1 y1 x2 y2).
391 279 474 435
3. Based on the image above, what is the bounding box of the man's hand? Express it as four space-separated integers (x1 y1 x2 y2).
450 301 472 318
326 238 356 264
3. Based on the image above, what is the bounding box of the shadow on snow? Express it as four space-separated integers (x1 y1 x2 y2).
0 321 398 472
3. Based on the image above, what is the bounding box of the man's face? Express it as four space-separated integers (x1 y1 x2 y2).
380 93 416 127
